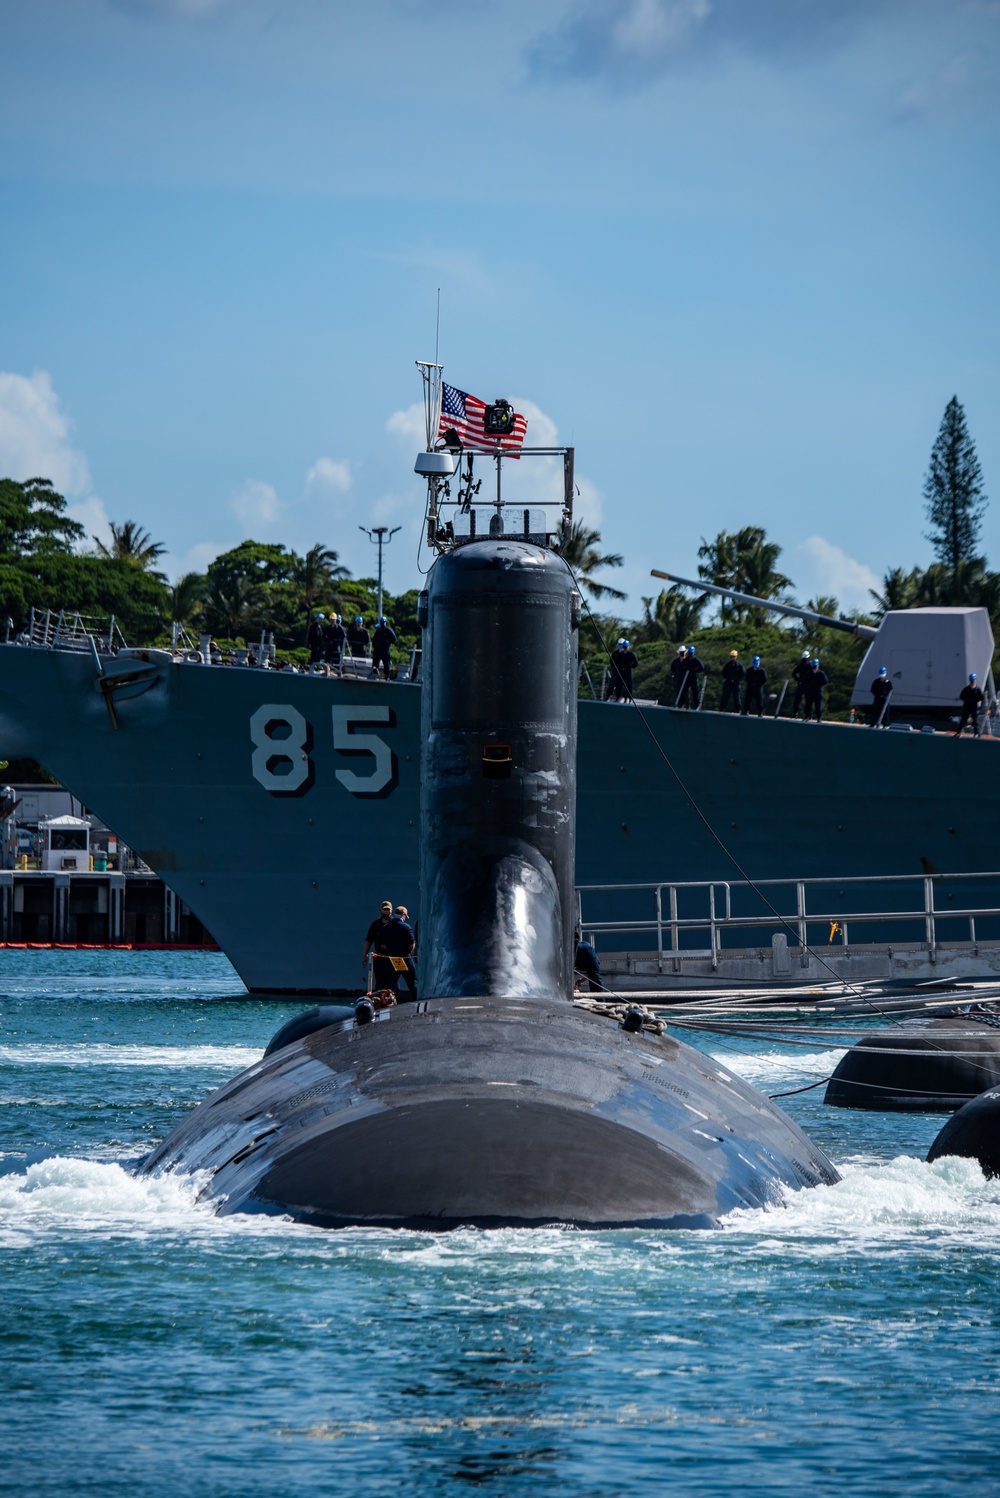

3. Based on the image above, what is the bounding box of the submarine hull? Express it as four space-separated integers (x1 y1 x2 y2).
141 999 838 1229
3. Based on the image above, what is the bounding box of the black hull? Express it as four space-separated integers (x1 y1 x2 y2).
142 999 839 1229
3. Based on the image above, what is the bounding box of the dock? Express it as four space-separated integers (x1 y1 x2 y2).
0 869 217 947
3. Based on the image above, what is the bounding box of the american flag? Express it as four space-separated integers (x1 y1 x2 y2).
437 382 528 457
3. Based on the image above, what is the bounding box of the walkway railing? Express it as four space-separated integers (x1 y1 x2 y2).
23 608 127 653
576 871 1000 970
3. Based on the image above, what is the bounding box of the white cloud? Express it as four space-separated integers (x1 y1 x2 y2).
386 402 426 446
66 495 113 552
612 0 711 59
574 475 605 528
0 370 91 497
792 536 880 612
161 539 229 584
305 456 352 493
230 478 283 532
895 50 987 121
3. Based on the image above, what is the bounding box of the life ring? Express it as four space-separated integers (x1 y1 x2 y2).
185 650 204 664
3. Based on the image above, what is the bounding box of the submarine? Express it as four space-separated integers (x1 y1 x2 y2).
141 431 838 1227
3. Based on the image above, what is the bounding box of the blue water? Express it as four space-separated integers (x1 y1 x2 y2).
2 952 998 1497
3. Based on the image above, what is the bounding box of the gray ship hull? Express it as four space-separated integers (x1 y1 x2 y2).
0 644 998 993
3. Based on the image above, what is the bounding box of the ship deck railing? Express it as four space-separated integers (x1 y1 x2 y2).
21 608 127 654
577 870 1000 971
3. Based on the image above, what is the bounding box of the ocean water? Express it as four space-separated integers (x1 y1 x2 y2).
1 952 998 1498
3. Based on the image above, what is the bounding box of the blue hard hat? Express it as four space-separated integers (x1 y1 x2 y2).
811 658 819 666
686 645 696 654
623 640 630 650
355 616 363 624
752 655 760 667
316 612 325 620
378 616 386 624
970 672 977 680
878 666 887 675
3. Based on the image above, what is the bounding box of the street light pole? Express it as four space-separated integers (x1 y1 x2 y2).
359 525 401 619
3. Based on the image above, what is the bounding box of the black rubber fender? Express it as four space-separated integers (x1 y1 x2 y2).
927 1087 1000 1177
263 1005 357 1057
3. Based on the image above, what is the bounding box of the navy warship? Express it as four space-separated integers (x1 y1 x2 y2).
0 365 998 995
141 475 839 1228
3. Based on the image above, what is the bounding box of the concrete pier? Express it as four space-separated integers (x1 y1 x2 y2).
0 870 216 947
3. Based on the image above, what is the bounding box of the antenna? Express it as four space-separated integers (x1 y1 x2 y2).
434 288 441 367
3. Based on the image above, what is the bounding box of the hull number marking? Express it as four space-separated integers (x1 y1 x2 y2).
250 704 398 800
331 706 399 799
250 705 315 797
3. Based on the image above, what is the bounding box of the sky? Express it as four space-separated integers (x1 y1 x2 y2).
1 0 998 615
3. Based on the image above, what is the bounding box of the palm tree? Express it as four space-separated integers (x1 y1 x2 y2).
697 526 793 625
639 586 707 644
202 575 269 640
293 543 349 618
561 522 626 601
94 520 166 573
170 572 207 627
869 567 923 617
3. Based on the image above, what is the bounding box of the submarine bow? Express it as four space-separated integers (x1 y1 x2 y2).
142 537 838 1226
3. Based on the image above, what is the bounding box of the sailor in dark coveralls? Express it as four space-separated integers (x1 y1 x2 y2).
790 650 812 718
348 616 371 658
719 650 744 713
869 666 893 727
803 658 829 722
668 647 688 704
676 645 705 709
609 638 638 701
324 614 346 672
955 673 985 737
742 655 767 716
574 939 604 992
383 905 418 1000
307 612 325 665
362 900 396 991
371 616 397 680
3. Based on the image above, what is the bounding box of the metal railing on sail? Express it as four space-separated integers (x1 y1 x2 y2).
575 871 1000 969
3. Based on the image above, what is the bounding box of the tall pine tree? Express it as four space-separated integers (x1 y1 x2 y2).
923 397 988 573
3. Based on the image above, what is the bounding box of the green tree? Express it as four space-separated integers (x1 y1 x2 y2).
202 574 269 640
29 553 170 639
697 526 793 625
560 522 626 601
170 571 208 627
637 585 707 644
0 477 85 557
924 396 988 574
94 520 166 573
870 566 924 616
294 543 349 618
0 478 171 639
